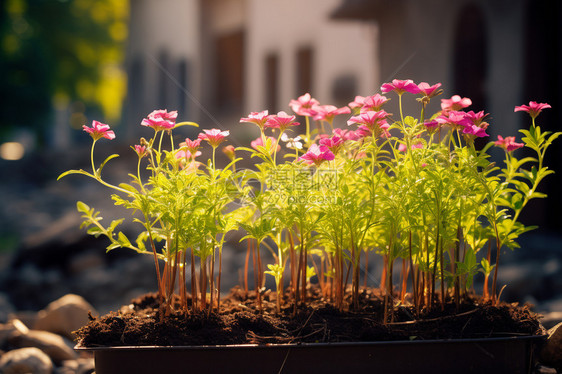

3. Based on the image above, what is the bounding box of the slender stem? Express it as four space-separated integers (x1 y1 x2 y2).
398 94 405 125
256 239 263 310
212 146 217 171
305 116 311 145
90 139 98 176
200 253 207 310
408 230 417 313
244 240 250 295
431 225 440 308
158 130 164 155
491 226 501 305
454 225 461 309
483 240 491 299
180 250 187 311
209 243 215 315
169 130 175 153
191 248 197 312
380 255 387 293
300 227 307 304
364 250 369 289
137 157 145 192
273 131 284 165
440 239 445 311
144 215 164 300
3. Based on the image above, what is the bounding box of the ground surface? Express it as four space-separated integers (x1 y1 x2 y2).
75 286 544 347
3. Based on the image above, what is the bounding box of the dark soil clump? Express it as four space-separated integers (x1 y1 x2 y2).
75 286 545 347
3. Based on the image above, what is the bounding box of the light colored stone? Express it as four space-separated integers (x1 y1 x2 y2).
1 318 29 338
0 319 30 348
9 329 77 364
54 359 78 374
34 294 97 341
534 364 557 374
0 347 53 374
56 358 95 374
8 310 38 329
75 357 95 373
541 311 562 330
540 322 562 370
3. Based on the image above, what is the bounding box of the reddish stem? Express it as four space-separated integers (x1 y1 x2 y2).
244 240 251 296
380 255 388 293
200 257 207 310
483 240 492 299
364 250 369 289
190 248 197 312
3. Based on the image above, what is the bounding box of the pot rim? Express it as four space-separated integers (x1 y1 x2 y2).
75 332 547 351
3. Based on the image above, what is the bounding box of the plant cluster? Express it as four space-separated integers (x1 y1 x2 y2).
60 80 559 321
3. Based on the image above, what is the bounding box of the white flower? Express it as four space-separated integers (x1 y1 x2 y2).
281 133 303 149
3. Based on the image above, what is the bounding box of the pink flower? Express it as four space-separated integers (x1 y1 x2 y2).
514 101 551 119
347 110 390 137
441 95 471 112
265 111 300 132
250 136 280 154
333 127 361 141
381 79 421 95
353 125 390 139
289 93 320 116
436 110 467 130
462 111 488 126
418 82 442 97
355 125 373 138
319 135 345 156
462 124 488 138
133 144 147 158
360 94 390 113
240 110 270 130
459 111 489 138
198 129 230 148
175 150 201 172
141 109 178 131
398 141 423 152
495 135 524 152
298 144 335 166
181 138 202 153
348 95 366 110
222 145 236 160
423 119 439 133
83 120 115 141
312 105 351 122
175 149 201 160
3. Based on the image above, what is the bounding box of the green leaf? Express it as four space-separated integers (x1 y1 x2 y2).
58 169 94 180
117 232 132 247
97 154 119 176
106 242 121 251
118 183 139 195
544 131 562 149
108 219 124 234
87 226 103 237
76 201 90 214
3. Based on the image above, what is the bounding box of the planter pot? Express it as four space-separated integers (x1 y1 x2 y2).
77 334 546 374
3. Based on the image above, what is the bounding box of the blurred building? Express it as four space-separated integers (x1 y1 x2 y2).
330 0 562 229
124 0 378 136
332 0 561 139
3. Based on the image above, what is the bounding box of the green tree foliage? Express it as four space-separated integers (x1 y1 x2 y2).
0 0 127 142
